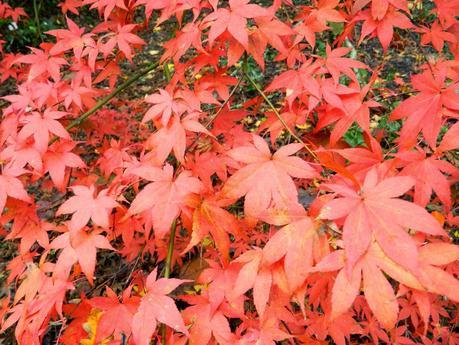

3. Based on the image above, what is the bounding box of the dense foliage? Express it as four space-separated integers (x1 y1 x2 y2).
0 0 458 344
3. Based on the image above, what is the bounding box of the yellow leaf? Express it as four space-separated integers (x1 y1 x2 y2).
80 309 103 345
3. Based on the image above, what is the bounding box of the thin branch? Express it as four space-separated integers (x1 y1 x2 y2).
33 0 43 42
161 219 178 345
123 253 142 287
203 75 243 129
186 72 244 154
280 320 300 345
164 219 177 279
373 90 414 101
242 70 319 161
49 61 160 144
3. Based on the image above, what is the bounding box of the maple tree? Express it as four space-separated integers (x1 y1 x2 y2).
0 0 458 344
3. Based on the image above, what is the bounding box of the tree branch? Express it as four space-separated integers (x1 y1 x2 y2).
164 219 177 279
160 219 178 344
50 60 160 144
33 0 43 42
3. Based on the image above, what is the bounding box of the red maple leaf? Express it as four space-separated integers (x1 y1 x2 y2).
3 203 51 254
223 134 318 218
231 248 272 317
391 67 459 149
0 165 31 214
203 0 268 49
181 294 235 345
43 141 86 191
83 0 127 20
322 45 368 85
320 168 446 275
127 164 203 239
131 268 189 345
15 47 68 82
396 147 457 210
419 21 457 52
89 287 140 342
357 6 412 51
47 17 96 58
101 24 145 62
262 216 318 292
50 229 114 284
18 109 70 153
183 196 242 264
143 89 182 126
146 114 213 164
56 185 119 232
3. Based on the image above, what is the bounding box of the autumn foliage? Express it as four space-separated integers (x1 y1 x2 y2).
0 0 459 344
